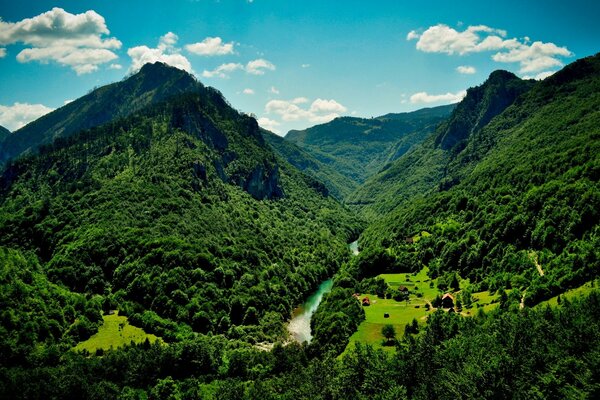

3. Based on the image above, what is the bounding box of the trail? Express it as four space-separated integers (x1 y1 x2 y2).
520 289 527 309
530 251 544 276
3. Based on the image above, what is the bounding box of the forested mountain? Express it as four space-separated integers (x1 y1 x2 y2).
262 128 354 199
355 53 600 304
0 63 205 165
0 126 9 143
1 52 599 399
350 70 536 216
0 63 360 366
284 105 454 191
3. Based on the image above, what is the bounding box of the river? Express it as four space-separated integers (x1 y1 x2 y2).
287 240 360 343
287 279 333 343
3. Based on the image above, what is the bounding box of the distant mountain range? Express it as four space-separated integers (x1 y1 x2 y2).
282 105 454 194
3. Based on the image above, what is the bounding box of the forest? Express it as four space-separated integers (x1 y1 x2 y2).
0 52 599 399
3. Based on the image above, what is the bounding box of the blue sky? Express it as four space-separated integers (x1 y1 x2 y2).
0 0 598 134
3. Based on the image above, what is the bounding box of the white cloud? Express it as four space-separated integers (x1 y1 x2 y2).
202 58 275 78
408 23 572 76
491 41 571 73
301 63 310 68
186 37 234 56
269 86 280 94
242 88 254 95
246 58 275 75
63 99 73 105
0 102 54 131
456 65 476 74
406 30 420 41
109 63 122 70
522 70 556 81
265 97 346 124
409 90 467 104
0 48 5 58
0 7 121 74
257 117 281 134
128 32 192 73
202 62 243 78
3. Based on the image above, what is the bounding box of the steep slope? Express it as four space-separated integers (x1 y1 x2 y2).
356 54 600 304
0 64 360 344
0 62 203 164
284 104 454 189
350 70 535 217
262 128 355 199
0 126 9 143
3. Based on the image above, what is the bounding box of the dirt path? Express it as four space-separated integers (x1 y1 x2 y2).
530 251 544 276
520 289 527 309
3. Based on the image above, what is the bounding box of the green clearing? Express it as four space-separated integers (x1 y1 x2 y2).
346 268 509 352
346 268 441 353
74 311 161 354
537 280 599 307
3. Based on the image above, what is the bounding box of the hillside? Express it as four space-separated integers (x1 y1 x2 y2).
0 63 360 355
0 62 204 165
285 105 454 191
0 126 9 143
355 54 600 305
262 128 355 199
350 70 536 217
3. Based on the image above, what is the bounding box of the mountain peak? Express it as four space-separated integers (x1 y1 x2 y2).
0 62 203 165
434 69 534 150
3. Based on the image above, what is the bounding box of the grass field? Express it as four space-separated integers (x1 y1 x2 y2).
74 311 161 354
346 268 441 353
538 280 599 307
345 268 508 352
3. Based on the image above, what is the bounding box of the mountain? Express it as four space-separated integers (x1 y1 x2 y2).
0 126 9 143
262 128 355 199
0 63 360 355
0 62 204 165
284 104 455 192
350 70 536 217
356 54 600 304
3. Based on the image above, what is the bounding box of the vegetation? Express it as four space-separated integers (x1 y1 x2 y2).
356 54 600 306
1 52 599 399
285 104 454 192
74 311 161 354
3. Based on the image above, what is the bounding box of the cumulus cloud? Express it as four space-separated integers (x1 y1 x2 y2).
201 62 243 78
0 48 5 58
265 97 347 124
128 32 192 73
0 7 121 74
301 63 310 68
246 58 276 75
202 58 275 78
109 63 122 70
408 23 572 76
257 117 281 134
0 102 55 131
409 90 467 104
491 41 571 73
242 88 254 95
456 65 476 74
185 37 235 56
269 86 280 94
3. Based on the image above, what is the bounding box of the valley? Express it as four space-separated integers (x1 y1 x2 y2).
0 49 598 399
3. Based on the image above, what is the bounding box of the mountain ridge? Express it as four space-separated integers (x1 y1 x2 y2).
0 62 203 165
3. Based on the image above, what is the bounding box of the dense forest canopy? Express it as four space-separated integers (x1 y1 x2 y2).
1 52 599 399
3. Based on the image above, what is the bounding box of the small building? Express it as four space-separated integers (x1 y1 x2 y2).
352 293 361 300
398 286 410 295
362 297 371 306
442 293 455 309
